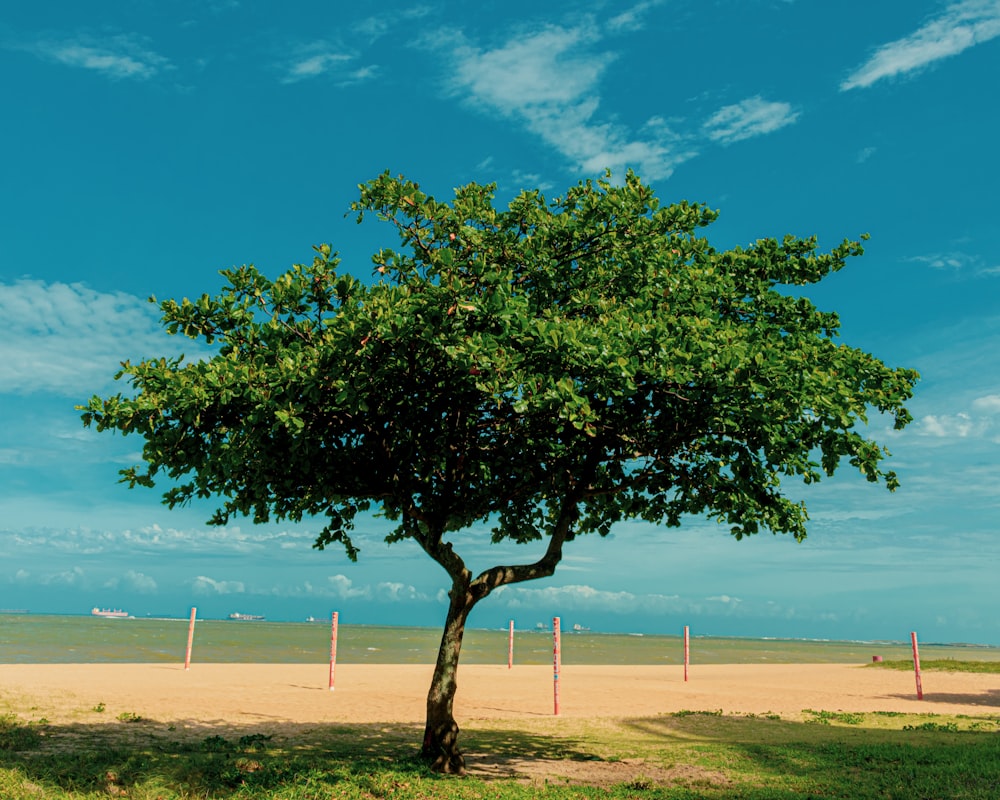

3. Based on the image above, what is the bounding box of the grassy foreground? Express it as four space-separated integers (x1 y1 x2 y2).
2 704 1000 799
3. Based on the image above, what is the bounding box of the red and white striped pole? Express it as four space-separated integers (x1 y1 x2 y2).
508 619 514 669
183 607 197 670
553 616 561 716
329 611 339 691
911 631 923 700
683 625 690 682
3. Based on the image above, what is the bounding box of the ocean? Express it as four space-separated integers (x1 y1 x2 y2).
2 614 998 665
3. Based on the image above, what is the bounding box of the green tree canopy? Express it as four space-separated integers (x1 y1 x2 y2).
82 171 918 772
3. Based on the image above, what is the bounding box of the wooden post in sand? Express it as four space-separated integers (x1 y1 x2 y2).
911 631 923 700
329 611 339 691
553 616 562 716
508 619 514 669
683 625 690 682
183 607 197 670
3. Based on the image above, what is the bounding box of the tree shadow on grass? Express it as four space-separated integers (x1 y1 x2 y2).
0 716 602 797
5 712 1000 798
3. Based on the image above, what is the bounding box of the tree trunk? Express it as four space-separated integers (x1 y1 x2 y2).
421 583 475 774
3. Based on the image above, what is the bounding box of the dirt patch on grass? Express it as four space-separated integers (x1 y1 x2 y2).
466 752 731 789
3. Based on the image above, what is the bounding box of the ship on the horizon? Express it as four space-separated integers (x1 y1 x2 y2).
227 612 265 621
91 607 129 619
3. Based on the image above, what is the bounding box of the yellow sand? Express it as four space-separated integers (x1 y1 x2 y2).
1 662 997 729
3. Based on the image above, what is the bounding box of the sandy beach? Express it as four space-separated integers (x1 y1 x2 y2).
2 662 998 731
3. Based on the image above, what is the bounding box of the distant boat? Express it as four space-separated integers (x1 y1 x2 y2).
228 612 265 621
572 623 591 632
91 607 129 619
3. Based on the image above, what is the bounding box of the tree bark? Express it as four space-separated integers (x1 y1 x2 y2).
421 582 475 774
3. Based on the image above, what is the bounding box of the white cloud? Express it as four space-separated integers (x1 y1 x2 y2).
0 448 26 465
37 566 85 586
857 146 877 163
493 583 793 620
452 25 608 110
702 96 800 145
103 569 158 593
841 0 1000 91
972 394 1000 413
258 575 436 602
191 575 245 595
441 24 696 180
0 523 352 563
917 412 988 439
0 279 191 396
495 583 683 614
706 594 741 605
375 581 430 602
327 574 371 599
20 33 171 81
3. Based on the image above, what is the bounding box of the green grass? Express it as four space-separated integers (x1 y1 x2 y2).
1 707 1000 798
869 658 1000 674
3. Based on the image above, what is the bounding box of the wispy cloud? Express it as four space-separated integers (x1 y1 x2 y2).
906 251 1000 277
841 0 1000 91
434 15 798 180
438 22 697 180
0 279 197 396
278 40 380 85
607 0 667 34
354 6 433 41
856 146 877 163
283 50 352 83
702 96 800 145
17 33 171 81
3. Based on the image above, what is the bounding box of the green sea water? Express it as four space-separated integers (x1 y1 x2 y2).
2 614 998 665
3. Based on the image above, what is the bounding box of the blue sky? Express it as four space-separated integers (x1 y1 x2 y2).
1 1 999 645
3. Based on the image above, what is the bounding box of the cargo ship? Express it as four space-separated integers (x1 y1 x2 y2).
91 607 129 618
227 612 265 621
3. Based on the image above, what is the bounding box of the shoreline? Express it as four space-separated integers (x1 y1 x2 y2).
2 663 998 732
5 615 1000 666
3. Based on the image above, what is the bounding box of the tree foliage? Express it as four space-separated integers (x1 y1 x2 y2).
82 171 918 771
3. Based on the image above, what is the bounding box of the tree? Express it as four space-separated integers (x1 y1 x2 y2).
81 172 918 773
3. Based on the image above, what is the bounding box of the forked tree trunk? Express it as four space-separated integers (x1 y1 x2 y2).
417 497 578 774
421 584 476 774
